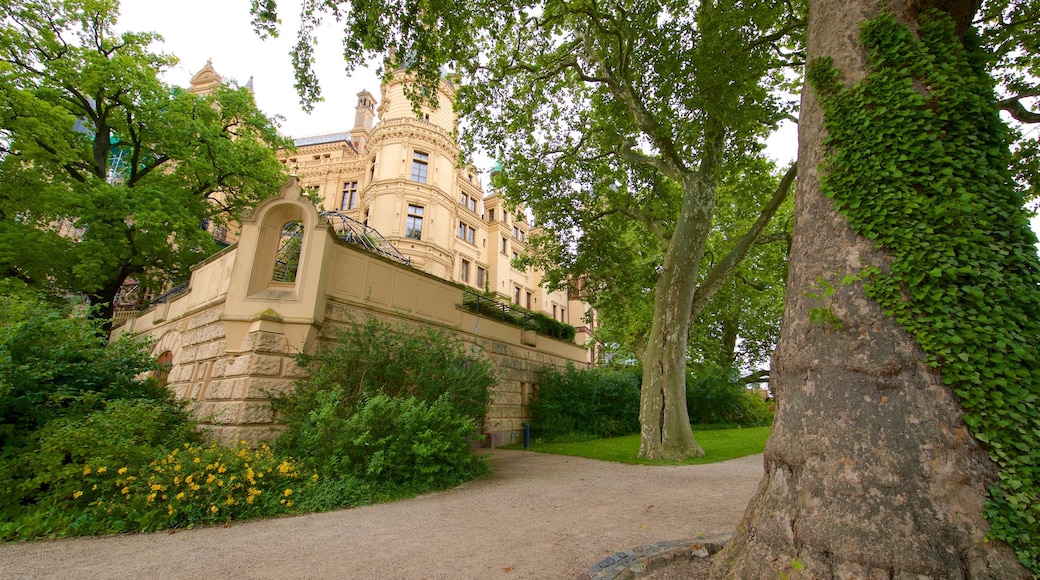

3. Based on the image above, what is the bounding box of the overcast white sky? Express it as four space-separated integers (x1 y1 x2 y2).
118 0 381 140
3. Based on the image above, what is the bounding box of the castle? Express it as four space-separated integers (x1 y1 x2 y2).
112 63 595 446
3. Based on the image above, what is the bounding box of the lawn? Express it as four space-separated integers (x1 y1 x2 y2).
502 426 770 466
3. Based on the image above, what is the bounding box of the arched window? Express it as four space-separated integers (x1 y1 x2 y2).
155 351 173 388
272 221 304 283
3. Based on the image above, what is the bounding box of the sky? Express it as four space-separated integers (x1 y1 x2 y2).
118 0 382 141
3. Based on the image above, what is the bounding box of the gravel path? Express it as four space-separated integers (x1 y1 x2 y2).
0 450 763 579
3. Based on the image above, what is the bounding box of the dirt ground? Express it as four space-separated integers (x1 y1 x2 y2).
0 450 763 579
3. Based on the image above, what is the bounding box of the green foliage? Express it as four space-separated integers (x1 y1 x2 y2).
685 373 774 428
2 440 316 540
0 295 162 451
811 12 1040 573
0 399 200 518
278 317 494 428
328 395 489 489
275 318 493 491
528 364 641 441
511 426 770 466
460 293 576 341
0 1 288 321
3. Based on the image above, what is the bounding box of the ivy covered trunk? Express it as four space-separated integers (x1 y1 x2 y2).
713 0 1036 577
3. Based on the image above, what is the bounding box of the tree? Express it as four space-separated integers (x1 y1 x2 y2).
0 0 288 325
714 1 1038 576
253 0 803 460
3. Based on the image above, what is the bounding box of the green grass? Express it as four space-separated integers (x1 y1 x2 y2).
501 426 770 466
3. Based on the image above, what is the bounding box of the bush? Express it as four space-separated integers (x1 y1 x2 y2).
1 440 316 540
333 395 488 488
685 372 773 428
0 295 162 452
0 398 201 518
529 364 641 441
275 318 493 495
279 318 494 428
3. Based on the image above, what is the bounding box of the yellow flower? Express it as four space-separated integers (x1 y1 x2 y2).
72 490 84 499
193 457 201 464
217 480 224 487
147 493 156 502
96 466 107 474
91 484 98 491
150 483 164 492
277 461 292 474
225 497 236 505
185 475 193 484
174 464 181 472
210 505 218 514
176 492 185 500
217 465 227 474
174 476 182 485
283 488 293 497
121 486 130 495
168 506 175 515
206 474 215 484
117 467 128 475
83 466 91 475
312 474 319 482
286 500 293 508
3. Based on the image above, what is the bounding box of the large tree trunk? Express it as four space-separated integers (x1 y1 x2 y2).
637 171 719 460
712 0 1031 577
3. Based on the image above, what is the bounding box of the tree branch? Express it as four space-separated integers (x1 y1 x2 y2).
689 163 797 318
999 97 1040 124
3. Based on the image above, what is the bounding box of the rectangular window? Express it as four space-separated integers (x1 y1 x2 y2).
561 308 566 322
476 267 486 289
460 193 468 206
514 286 521 304
512 251 519 262
553 304 557 318
488 209 495 222
458 222 475 244
469 197 477 212
526 292 532 309
405 204 424 240
461 260 470 283
341 181 358 210
501 236 508 254
411 151 429 183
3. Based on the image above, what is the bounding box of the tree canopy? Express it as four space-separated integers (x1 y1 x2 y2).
0 0 289 323
254 0 804 460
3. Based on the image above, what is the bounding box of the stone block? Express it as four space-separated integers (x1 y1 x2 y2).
196 340 227 361
283 359 311 378
182 323 225 346
187 306 223 330
168 365 194 384
241 331 290 354
205 379 236 400
196 401 238 424
178 346 199 364
242 377 296 399
225 354 283 377
210 358 228 378
239 402 274 424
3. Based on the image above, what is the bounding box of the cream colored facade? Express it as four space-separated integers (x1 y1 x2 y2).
278 72 591 335
115 179 590 446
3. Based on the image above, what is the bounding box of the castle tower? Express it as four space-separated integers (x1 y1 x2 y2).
351 90 376 153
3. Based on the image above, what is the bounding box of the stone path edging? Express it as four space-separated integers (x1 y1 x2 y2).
577 532 732 579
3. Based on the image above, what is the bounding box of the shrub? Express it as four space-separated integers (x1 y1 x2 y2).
529 364 641 441
0 398 200 518
333 395 488 489
685 372 773 428
1 440 316 540
275 318 493 495
278 317 494 428
0 295 161 452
